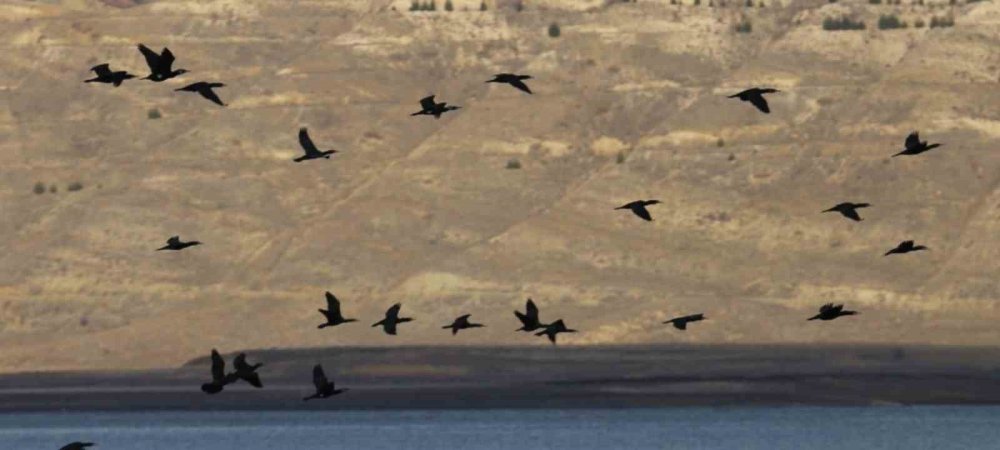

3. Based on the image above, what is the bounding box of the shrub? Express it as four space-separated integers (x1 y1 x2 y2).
735 20 752 33
823 16 866 31
930 15 954 27
33 182 45 195
429 0 436 11
480 0 487 10
868 0 881 4
914 18 925 28
878 14 906 29
49 184 57 193
548 22 561 38
445 0 453 10
716 137 725 147
505 158 522 169
515 0 523 11
67 182 84 192
745 0 752 5
410 0 419 10
615 151 626 164
147 108 161 119
694 0 700 5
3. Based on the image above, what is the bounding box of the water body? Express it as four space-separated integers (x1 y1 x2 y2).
4 407 999 449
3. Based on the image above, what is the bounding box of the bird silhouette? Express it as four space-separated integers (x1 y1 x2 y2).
884 240 929 256
892 131 942 157
231 353 264 388
486 73 533 94
318 291 357 329
294 128 337 162
176 82 226 106
200 349 238 394
303 364 347 401
137 44 188 81
442 314 485 335
535 319 577 344
514 298 549 332
615 200 660 221
156 236 201 251
59 443 95 450
410 95 461 119
84 63 135 87
822 202 871 222
663 313 705 330
808 303 857 321
373 303 413 335
728 87 779 114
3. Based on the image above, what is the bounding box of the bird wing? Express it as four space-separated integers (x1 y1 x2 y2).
419 95 436 111
90 64 112 76
167 236 180 245
508 79 532 94
632 205 653 221
526 299 539 319
243 372 263 388
312 364 329 390
299 128 320 155
456 314 471 323
687 314 705 322
210 349 226 382
550 319 566 331
325 292 342 317
385 303 402 319
138 44 162 72
841 208 862 221
901 240 914 248
233 353 250 372
198 86 225 106
831 304 844 313
819 303 834 313
160 47 176 71
905 132 920 149
747 94 770 113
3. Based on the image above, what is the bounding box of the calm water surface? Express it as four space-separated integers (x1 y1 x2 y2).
3 407 999 449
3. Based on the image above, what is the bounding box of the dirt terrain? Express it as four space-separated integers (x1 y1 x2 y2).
0 0 998 373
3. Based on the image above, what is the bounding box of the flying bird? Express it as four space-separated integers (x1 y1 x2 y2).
728 87 779 114
410 95 461 119
156 236 201 251
303 364 348 401
442 314 485 335
884 240 928 256
294 128 337 162
535 319 577 344
822 202 871 222
808 303 857 321
615 200 661 221
318 291 357 329
201 349 237 394
514 298 548 332
60 443 95 450
137 43 188 81
663 313 706 330
373 303 413 335
84 63 135 87
176 82 226 106
231 353 264 388
892 131 942 157
486 73 533 94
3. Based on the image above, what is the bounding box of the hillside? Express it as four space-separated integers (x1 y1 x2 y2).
0 0 998 373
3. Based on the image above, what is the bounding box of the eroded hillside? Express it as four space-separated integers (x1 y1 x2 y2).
0 0 998 372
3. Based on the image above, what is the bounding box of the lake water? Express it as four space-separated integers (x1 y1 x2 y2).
4 407 1000 449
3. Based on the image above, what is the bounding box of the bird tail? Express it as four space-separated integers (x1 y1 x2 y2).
317 324 329 329
891 151 905 158
807 316 819 321
410 111 423 116
372 320 385 328
303 394 318 402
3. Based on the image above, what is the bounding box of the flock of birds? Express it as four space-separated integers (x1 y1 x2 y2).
65 39 949 448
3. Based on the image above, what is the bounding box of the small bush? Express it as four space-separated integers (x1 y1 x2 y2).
878 14 906 29
745 0 753 6
914 18 925 28
445 0 453 10
823 16 866 31
716 137 725 147
429 0 436 11
514 0 523 11
615 151 626 164
506 158 522 169
930 15 954 28
868 0 881 4
67 182 84 192
33 182 45 195
735 20 752 33
147 108 161 119
49 184 57 193
480 0 487 10
694 0 700 5
410 0 419 10
548 22 561 38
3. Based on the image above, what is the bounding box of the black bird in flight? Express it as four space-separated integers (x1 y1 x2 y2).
663 313 706 330
514 298 549 332
318 291 357 329
728 87 779 114
616 200 660 221
231 353 264 388
201 349 237 394
443 314 485 335
176 82 226 106
137 44 188 81
156 236 201 251
822 202 871 222
884 240 928 256
60 443 95 450
84 63 135 87
303 364 347 401
536 319 577 344
892 131 942 157
410 95 461 119
808 303 857 321
486 73 533 94
373 303 413 335
294 128 337 162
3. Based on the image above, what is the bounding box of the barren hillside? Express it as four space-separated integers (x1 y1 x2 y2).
0 0 998 373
